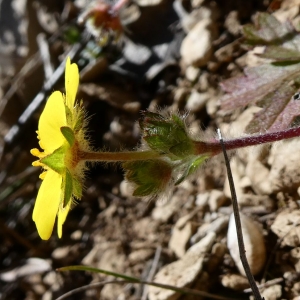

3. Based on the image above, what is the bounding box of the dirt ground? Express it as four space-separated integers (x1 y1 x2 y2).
1 0 300 299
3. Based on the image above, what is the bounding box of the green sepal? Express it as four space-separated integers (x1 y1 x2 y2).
175 155 208 185
61 126 75 146
63 168 73 208
73 110 84 133
141 112 195 158
124 159 172 197
72 177 82 199
65 105 73 124
169 141 195 158
40 146 66 174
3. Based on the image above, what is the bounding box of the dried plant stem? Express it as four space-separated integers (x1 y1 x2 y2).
217 129 263 300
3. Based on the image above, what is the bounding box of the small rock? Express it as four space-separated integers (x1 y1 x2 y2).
273 2 300 23
261 284 282 300
120 180 133 198
0 258 51 282
271 209 300 247
224 11 241 36
43 271 63 292
70 230 82 241
42 291 52 300
185 91 209 113
128 249 154 265
152 190 183 222
52 246 70 260
185 65 200 82
268 139 300 193
208 189 227 211
246 158 271 195
195 192 210 207
148 232 216 300
227 213 266 276
24 274 45 295
123 101 141 113
180 19 214 67
221 274 250 291
290 247 300 272
169 216 194 258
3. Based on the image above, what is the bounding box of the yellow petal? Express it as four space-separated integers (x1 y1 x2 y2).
65 57 79 110
32 170 62 240
39 91 67 152
57 200 72 238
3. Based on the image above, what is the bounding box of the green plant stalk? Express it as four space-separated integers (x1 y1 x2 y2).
78 150 163 162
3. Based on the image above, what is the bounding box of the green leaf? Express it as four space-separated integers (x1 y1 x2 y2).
61 126 75 146
63 169 73 208
40 146 66 174
175 155 208 185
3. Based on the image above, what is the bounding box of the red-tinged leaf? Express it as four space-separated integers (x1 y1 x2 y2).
220 62 300 110
246 79 300 133
221 12 300 133
269 101 300 131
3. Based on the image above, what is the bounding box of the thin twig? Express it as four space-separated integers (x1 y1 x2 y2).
37 33 54 80
141 245 162 300
243 278 283 293
217 128 263 300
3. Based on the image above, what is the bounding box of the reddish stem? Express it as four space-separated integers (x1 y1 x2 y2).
194 126 300 156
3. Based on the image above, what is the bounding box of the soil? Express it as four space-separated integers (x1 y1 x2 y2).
1 0 300 300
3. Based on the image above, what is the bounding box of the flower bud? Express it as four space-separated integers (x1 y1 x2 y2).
140 112 196 159
123 159 172 197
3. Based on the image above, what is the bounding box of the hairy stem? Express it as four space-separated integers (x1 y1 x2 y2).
79 150 163 162
194 126 300 156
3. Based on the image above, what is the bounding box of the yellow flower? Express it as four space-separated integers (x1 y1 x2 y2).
31 57 88 240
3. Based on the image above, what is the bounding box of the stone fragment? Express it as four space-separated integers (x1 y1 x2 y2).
128 249 154 265
227 213 266 276
185 91 209 113
0 258 51 282
195 192 209 207
148 232 216 300
152 190 183 222
261 284 282 300
185 65 200 82
180 19 214 67
268 139 300 193
208 189 227 211
221 274 250 291
271 209 300 247
169 213 195 258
